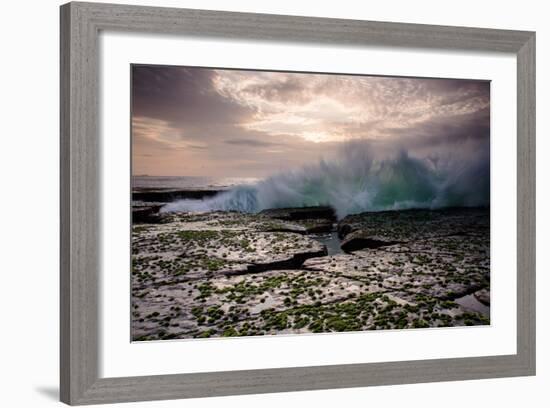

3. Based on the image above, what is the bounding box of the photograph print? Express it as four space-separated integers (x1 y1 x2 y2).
131 65 490 341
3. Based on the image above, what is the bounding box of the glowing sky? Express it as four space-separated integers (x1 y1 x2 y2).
132 65 490 177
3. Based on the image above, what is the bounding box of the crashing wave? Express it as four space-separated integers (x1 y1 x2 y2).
161 140 489 219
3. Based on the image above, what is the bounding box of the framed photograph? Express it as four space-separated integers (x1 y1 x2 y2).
60 1 535 405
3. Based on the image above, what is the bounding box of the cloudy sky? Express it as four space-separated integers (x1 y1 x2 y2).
131 65 490 178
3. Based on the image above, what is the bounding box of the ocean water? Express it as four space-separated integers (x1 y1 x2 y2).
132 176 259 190
160 141 490 219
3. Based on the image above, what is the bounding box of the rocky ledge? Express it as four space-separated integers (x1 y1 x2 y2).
132 188 222 203
131 207 490 341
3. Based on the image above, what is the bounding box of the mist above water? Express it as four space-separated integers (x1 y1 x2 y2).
161 140 489 219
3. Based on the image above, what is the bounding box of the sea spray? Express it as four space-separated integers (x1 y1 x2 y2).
161 140 489 219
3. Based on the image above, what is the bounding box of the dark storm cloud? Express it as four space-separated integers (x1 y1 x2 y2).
132 65 255 126
382 106 490 147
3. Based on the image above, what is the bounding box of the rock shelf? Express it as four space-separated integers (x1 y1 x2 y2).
131 207 490 341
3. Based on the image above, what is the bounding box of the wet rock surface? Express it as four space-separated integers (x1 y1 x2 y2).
474 288 491 306
132 203 169 224
340 230 401 252
132 188 222 203
260 206 336 222
337 207 489 241
132 207 490 341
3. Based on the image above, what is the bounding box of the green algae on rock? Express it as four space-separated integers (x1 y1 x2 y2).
131 208 490 341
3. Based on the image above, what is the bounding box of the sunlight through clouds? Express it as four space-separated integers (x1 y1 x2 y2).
132 65 489 177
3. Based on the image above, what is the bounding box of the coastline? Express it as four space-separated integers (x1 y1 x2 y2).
131 199 490 341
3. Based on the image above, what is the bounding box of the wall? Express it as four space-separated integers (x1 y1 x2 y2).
0 0 546 407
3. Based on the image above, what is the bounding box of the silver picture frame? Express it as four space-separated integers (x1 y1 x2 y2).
60 2 536 405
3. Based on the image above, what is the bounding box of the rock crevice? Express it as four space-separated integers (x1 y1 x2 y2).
131 207 490 341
